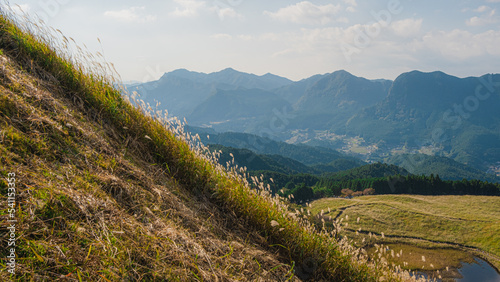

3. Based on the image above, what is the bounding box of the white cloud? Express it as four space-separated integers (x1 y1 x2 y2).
343 0 358 7
337 17 349 23
474 5 490 13
391 18 423 37
264 1 342 25
170 0 243 20
104 7 156 23
211 33 232 40
210 6 243 20
257 20 500 71
238 34 254 41
170 0 206 18
486 0 500 2
343 0 357 12
466 6 498 26
259 33 280 41
266 27 351 58
418 29 500 60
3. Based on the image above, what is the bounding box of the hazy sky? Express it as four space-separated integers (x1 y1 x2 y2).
5 0 500 82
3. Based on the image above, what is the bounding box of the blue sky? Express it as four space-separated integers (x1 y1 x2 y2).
4 0 500 82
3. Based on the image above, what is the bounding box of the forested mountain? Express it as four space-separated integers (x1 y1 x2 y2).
346 71 500 170
273 73 328 104
208 144 318 175
296 70 391 110
346 71 500 139
191 129 364 166
131 69 500 175
128 69 393 133
205 142 499 202
322 163 410 181
129 74 216 118
188 126 500 183
386 153 500 182
188 88 291 130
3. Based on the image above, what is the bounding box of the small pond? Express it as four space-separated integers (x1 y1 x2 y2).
367 243 500 281
455 257 499 282
411 256 500 281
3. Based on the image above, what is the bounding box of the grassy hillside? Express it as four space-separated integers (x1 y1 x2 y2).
309 195 500 271
0 7 414 281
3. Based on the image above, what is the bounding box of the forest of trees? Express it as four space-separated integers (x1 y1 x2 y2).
315 174 500 198
253 167 500 204
208 145 500 204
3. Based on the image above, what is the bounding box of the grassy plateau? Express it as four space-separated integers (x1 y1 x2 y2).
309 195 500 273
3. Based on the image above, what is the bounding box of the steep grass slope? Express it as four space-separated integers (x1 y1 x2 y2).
0 8 413 281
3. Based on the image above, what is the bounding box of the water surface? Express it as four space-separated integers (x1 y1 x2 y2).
456 257 500 282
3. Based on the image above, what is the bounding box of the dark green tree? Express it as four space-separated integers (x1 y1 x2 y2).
292 183 314 204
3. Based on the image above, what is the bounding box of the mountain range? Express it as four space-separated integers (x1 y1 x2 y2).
127 68 500 176
129 68 291 118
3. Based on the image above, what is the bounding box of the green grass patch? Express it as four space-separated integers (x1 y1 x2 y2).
310 195 500 270
366 243 474 271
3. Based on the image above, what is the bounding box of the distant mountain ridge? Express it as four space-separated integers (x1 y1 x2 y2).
291 70 392 130
127 68 293 118
128 68 392 121
129 69 500 175
295 70 392 112
162 68 293 91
